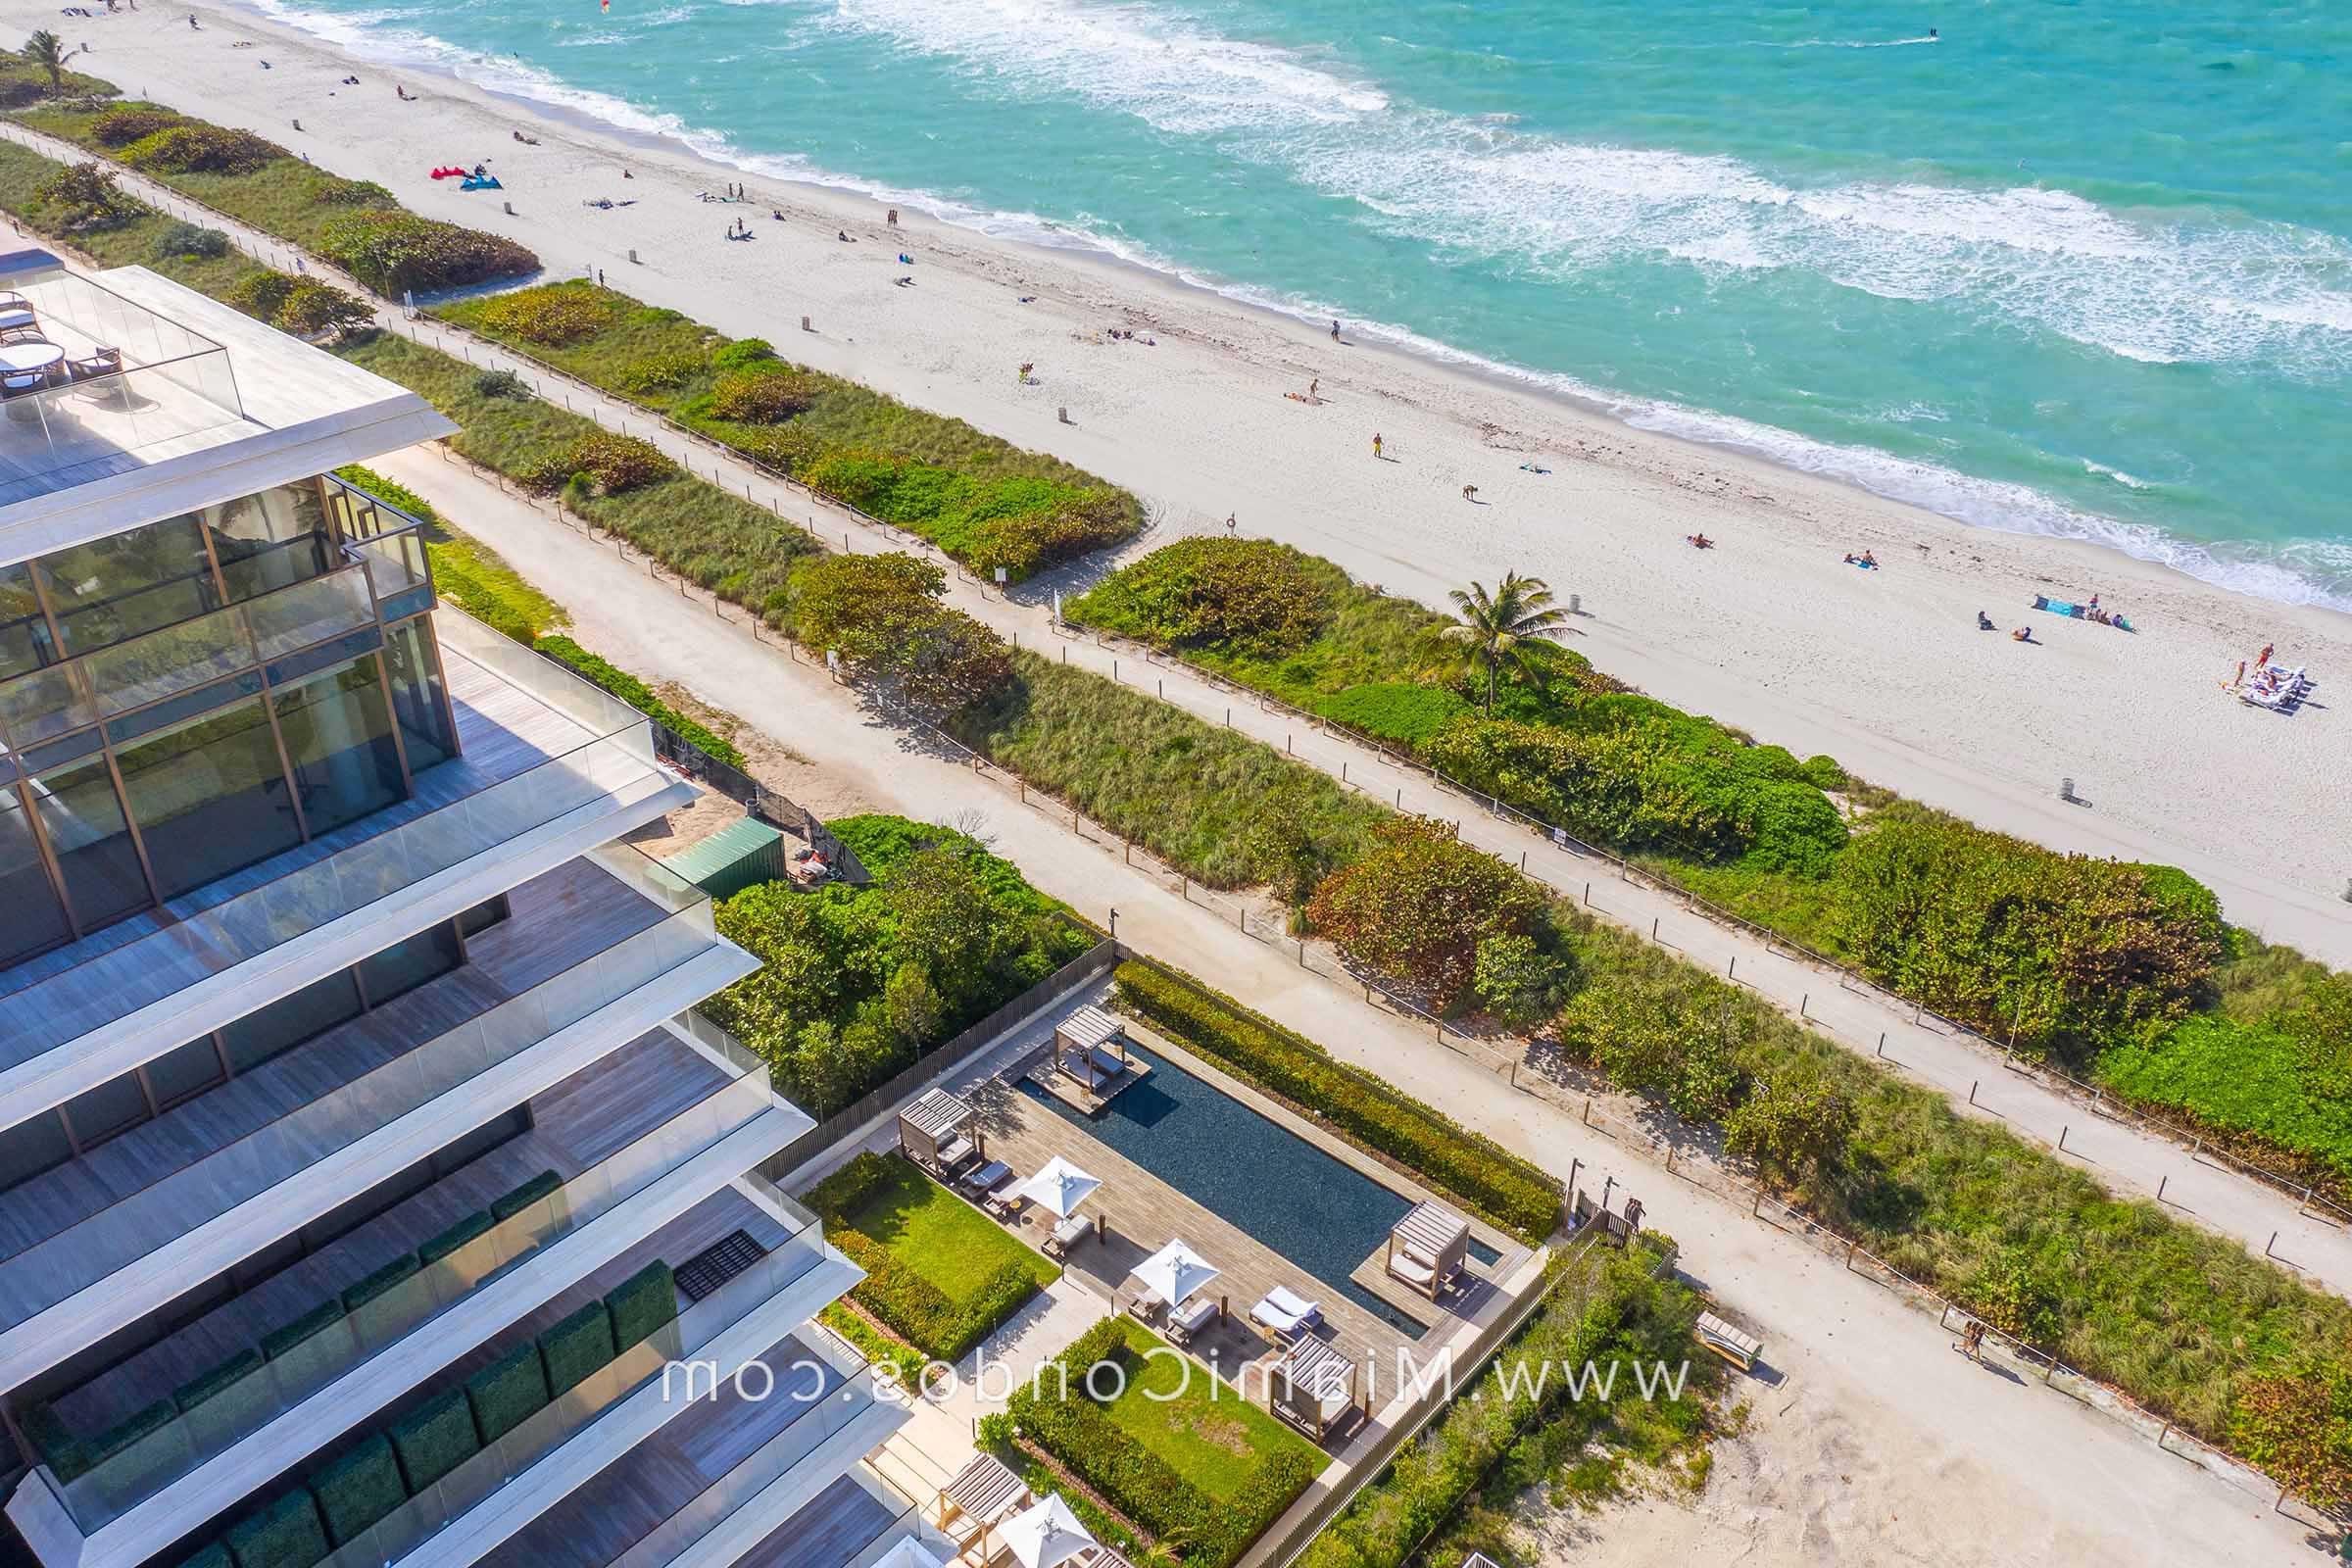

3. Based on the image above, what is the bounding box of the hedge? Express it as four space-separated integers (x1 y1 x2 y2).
21 1399 89 1482
386 1386 479 1494
221 1488 327 1568
491 1168 564 1223
90 1398 176 1465
1110 961 1562 1242
341 1253 420 1313
261 1299 347 1362
1007 1320 1314 1568
418 1210 494 1267
606 1260 678 1352
332 464 438 526
531 635 743 767
174 1544 231 1568
308 1433 407 1546
537 1299 616 1397
464 1341 551 1446
826 1229 1039 1363
173 1348 263 1414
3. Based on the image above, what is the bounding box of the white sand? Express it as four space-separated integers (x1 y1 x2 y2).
37 1 2352 957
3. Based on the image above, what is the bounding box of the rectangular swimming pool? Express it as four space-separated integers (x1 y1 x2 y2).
1020 1042 1482 1335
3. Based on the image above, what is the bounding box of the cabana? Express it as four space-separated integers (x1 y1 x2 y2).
899 1088 980 1178
1054 1005 1132 1091
1270 1335 1359 1442
1386 1200 1468 1299
936 1452 1030 1567
1002 1494 1097 1568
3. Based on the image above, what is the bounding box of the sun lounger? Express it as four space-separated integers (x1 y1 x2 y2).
1386 1250 1436 1292
959 1159 1013 1196
983 1185 1027 1220
1124 1294 1164 1327
1250 1286 1322 1343
1089 1045 1126 1080
1165 1295 1217 1346
1045 1213 1093 1258
931 1134 979 1177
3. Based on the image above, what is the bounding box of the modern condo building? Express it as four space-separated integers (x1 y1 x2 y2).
0 253 910 1568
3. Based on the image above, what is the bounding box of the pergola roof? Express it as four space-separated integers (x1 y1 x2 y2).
941 1451 1026 1525
1277 1337 1356 1405
1392 1200 1469 1260
901 1087 974 1141
1056 1005 1125 1052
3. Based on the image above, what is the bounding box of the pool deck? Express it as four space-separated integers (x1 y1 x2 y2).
880 983 1532 1412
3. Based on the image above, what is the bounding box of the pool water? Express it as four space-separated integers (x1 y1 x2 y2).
1020 1043 1456 1335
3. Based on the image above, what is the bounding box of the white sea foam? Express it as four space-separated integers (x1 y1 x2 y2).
234 0 2352 610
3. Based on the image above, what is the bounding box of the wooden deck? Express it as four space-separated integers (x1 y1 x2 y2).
482 1329 843 1568
0 644 620 1066
0 858 671 1332
50 1023 730 1436
726 1473 904 1568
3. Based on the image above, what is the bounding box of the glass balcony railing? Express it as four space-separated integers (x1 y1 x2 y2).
0 622 671 1062
318 1220 844 1568
46 1019 778 1533
0 852 724 1336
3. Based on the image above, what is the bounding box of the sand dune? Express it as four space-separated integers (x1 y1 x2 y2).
30 0 2348 958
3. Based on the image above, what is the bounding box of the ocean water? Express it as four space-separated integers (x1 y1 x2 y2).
247 0 2352 608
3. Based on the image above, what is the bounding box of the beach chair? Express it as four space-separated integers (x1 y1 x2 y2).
1165 1295 1216 1347
1386 1250 1437 1294
1694 1311 1762 1373
957 1159 1012 1197
1045 1213 1092 1258
1250 1286 1322 1344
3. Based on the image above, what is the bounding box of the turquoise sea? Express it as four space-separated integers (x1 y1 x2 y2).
249 0 2352 607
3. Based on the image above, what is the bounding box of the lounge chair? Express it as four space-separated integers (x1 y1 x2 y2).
931 1134 979 1178
1249 1285 1322 1343
1124 1293 1163 1327
983 1184 1027 1221
1165 1295 1216 1346
1089 1045 1126 1081
1044 1213 1092 1258
1387 1250 1436 1293
958 1159 1013 1196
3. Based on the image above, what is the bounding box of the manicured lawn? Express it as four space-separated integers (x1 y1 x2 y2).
1097 1319 1320 1502
835 1158 1057 1299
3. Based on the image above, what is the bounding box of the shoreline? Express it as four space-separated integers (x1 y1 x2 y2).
221 0 2352 618
41 0 2352 959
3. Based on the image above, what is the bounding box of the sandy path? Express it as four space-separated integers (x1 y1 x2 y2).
25 0 2352 963
359 443 2311 1568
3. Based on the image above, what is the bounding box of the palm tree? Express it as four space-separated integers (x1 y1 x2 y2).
1441 571 1569 712
24 31 64 94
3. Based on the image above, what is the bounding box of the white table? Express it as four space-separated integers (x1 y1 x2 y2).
0 342 64 373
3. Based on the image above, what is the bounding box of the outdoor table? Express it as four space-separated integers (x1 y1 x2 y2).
0 342 64 373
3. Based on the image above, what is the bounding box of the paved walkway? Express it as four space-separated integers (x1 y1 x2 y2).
12 115 2336 1301
366 446 2302 1563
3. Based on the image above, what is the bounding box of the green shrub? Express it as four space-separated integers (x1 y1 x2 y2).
315 209 538 294
1313 682 1469 748
614 347 706 393
464 1341 550 1445
418 1210 494 1266
705 366 816 423
521 430 674 495
710 337 776 370
1112 959 1560 1240
33 160 133 230
476 284 612 346
90 107 185 147
172 1348 263 1413
90 1399 176 1465
471 367 527 399
152 220 227 260
311 174 394 207
2229 1371 2352 1510
386 1387 479 1494
122 123 282 175
331 464 437 525
273 279 374 339
1826 807 2226 1054
342 1253 420 1313
2097 1014 2352 1188
260 1300 346 1362
222 269 296 324
1305 814 1545 1004
1555 965 1750 1123
1470 930 1574 1026
1058 537 1334 654
537 1300 616 1396
491 1168 564 1223
308 1433 406 1547
828 1230 1038 1362
532 634 743 766
606 1260 678 1351
221 1488 327 1568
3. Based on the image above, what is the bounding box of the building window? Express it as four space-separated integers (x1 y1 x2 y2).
0 560 57 678
273 654 406 838
0 1109 73 1192
113 695 305 900
381 617 455 772
0 784 72 967
204 484 334 605
33 514 221 660
26 755 149 929
219 968 365 1077
357 920 464 1008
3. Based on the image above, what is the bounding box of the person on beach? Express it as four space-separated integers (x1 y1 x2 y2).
1688 533 1712 549
2257 641 2275 667
1461 484 1479 502
1977 610 1995 630
1017 362 1034 383
1225 513 1237 534
2012 625 2034 643
1308 377 1319 400
1371 432 1383 459
1331 319 1342 341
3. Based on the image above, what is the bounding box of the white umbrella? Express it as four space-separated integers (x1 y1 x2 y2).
1002 1494 1095 1568
1015 1155 1102 1220
870 1543 949 1568
1132 1239 1219 1307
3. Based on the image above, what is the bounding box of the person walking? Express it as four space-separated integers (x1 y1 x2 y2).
1371 431 1383 460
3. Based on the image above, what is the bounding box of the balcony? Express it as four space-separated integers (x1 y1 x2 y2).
0 264 253 510
0 609 695 1113
0 848 758 1390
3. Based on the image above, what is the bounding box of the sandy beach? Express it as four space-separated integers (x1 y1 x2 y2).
31 0 2350 958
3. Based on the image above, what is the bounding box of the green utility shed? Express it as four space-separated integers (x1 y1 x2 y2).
659 816 786 901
